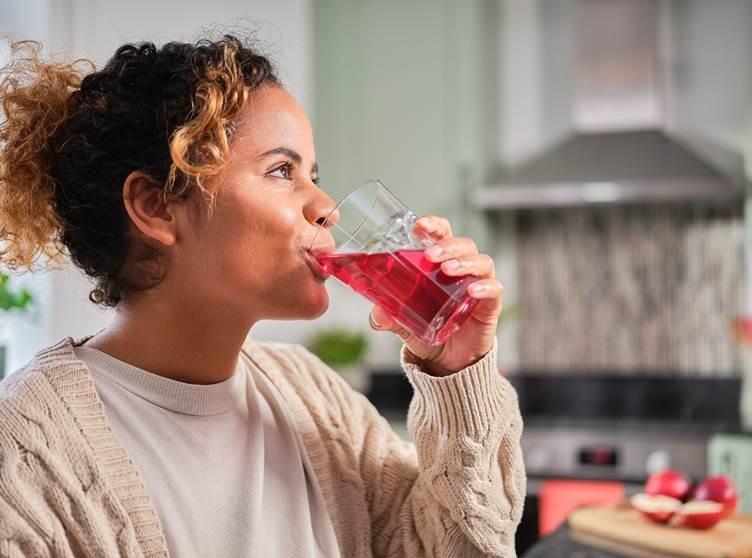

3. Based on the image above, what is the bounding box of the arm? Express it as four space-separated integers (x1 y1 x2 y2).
360 341 525 558
356 214 524 556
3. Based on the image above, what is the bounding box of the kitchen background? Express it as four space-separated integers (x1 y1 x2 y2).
1 0 751 555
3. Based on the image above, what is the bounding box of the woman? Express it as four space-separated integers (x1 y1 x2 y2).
0 36 524 557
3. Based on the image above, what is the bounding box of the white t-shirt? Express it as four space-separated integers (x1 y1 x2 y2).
74 345 340 558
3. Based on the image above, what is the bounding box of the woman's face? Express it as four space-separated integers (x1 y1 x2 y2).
169 84 336 323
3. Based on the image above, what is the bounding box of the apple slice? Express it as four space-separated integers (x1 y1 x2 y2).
675 500 724 530
631 493 682 524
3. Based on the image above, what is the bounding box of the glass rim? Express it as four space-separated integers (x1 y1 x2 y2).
310 178 389 253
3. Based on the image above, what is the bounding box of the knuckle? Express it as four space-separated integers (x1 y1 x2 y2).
438 238 455 251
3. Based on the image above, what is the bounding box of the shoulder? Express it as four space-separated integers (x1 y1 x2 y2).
0 337 86 449
241 337 377 423
0 356 52 416
242 337 348 391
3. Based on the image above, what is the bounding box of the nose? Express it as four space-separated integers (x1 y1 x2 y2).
305 185 339 229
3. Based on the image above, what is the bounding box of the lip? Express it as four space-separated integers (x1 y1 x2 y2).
304 250 331 281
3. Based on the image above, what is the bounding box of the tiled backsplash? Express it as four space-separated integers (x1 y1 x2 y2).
516 206 744 376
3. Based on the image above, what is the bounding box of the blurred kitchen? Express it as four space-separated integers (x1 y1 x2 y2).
1 0 751 555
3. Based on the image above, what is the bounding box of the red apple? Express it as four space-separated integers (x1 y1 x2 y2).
675 500 724 530
693 476 738 518
645 469 692 501
631 493 682 524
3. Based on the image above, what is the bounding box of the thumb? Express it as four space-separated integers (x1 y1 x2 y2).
369 306 413 342
369 305 395 331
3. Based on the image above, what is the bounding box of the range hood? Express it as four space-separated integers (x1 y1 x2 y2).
475 0 746 210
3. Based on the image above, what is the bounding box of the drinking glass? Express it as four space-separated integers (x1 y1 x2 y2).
310 179 479 346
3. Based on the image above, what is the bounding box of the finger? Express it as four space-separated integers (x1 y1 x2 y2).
369 305 395 331
440 253 496 278
370 305 416 343
415 215 452 240
468 279 504 323
425 237 478 263
468 278 504 300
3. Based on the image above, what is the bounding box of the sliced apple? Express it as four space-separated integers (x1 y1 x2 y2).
645 469 692 501
693 476 738 519
675 500 724 530
631 493 682 524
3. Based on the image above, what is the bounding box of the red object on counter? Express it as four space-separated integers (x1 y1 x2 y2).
730 316 752 346
644 469 691 501
539 480 625 537
692 475 738 519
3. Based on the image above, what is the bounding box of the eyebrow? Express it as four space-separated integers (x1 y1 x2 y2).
258 146 318 175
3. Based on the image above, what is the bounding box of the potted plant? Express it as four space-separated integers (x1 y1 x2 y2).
0 272 34 380
308 328 370 392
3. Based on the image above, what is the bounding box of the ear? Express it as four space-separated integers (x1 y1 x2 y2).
122 171 177 247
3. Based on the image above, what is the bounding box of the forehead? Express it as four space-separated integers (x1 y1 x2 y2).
233 84 314 158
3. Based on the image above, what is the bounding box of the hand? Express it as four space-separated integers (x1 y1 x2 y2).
369 215 503 376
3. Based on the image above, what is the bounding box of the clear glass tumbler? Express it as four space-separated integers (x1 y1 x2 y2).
310 179 479 346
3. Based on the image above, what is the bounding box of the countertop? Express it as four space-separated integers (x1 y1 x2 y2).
522 524 626 558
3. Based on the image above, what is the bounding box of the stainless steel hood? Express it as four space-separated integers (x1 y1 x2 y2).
475 0 746 210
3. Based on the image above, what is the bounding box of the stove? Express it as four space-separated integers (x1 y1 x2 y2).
522 421 709 485
511 374 741 485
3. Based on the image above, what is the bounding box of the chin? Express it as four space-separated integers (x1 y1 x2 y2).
278 282 330 320
304 285 330 319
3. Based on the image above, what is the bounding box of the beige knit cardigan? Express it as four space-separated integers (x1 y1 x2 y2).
0 335 525 557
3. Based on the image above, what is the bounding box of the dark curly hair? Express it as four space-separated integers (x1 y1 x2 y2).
0 35 278 306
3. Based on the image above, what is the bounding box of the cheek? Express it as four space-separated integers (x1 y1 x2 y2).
218 197 302 277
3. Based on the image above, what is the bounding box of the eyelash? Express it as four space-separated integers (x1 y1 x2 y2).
269 162 293 180
268 162 320 185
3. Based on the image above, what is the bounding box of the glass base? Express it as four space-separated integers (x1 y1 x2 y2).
422 291 480 346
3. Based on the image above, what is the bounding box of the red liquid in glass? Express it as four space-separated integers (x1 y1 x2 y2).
317 249 479 345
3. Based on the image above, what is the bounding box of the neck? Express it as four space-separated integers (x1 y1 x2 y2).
85 292 255 385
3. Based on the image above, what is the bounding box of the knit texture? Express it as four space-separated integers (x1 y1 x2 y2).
0 336 525 557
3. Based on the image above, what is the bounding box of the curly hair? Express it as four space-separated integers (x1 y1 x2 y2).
0 35 278 306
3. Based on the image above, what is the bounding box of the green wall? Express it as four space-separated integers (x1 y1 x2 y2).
313 0 496 246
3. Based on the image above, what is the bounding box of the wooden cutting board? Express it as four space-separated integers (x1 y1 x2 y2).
568 503 752 558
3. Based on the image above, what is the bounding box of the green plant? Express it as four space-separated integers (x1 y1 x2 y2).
308 329 368 369
0 273 34 313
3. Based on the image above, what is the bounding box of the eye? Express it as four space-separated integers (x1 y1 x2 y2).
312 176 321 186
268 162 293 180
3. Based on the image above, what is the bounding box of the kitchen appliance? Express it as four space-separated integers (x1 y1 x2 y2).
709 434 752 514
476 0 748 209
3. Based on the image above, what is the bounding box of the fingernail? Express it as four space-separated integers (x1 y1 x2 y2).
470 283 486 295
426 245 443 259
418 217 435 231
369 313 382 329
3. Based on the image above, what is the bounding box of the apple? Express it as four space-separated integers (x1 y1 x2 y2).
675 500 725 530
631 493 682 524
645 469 692 501
693 476 738 519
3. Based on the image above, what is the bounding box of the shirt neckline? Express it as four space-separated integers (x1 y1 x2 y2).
74 345 246 416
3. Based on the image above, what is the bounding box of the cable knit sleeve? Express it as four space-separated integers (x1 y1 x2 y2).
251 339 525 557
361 340 525 557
